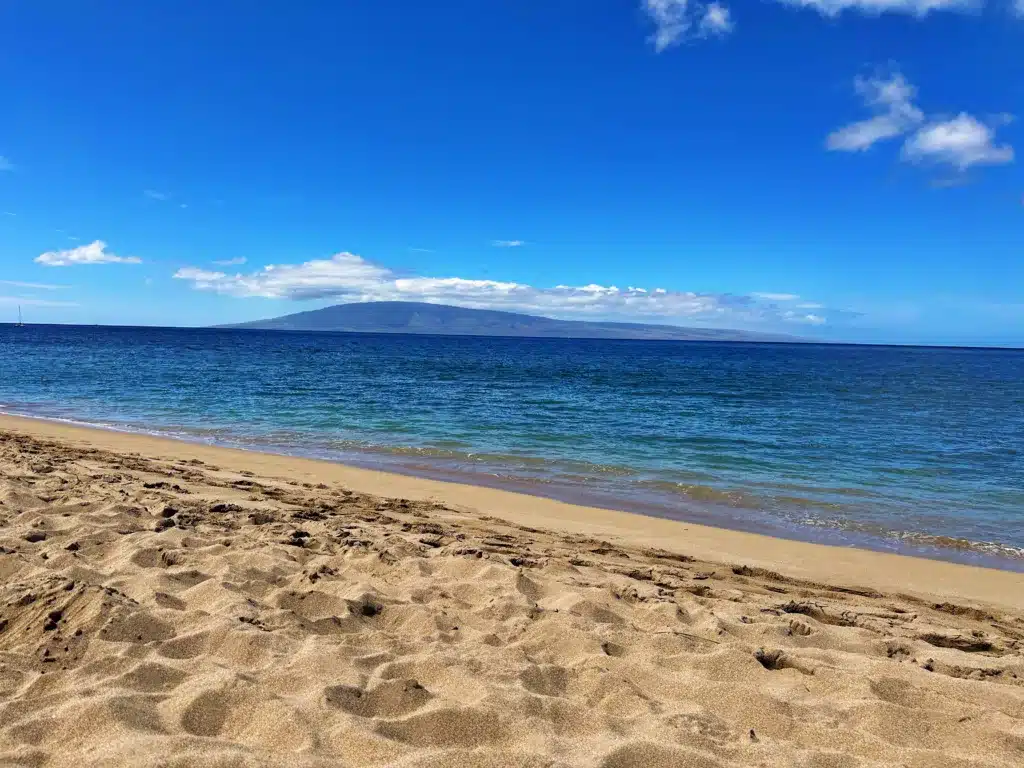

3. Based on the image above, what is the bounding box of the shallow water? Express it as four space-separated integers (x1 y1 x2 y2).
2 324 1022 569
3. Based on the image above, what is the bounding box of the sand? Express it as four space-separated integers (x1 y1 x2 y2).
1 415 1023 767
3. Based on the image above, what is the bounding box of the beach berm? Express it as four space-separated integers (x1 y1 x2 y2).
1 414 1023 767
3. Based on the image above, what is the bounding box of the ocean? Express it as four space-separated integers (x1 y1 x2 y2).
2 324 1022 570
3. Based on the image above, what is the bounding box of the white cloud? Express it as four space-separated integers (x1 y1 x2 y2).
214 257 247 266
826 73 924 152
174 254 393 300
827 71 1014 173
644 0 691 51
0 157 13 172
700 3 734 35
0 280 62 290
144 190 169 201
752 292 800 301
174 250 831 328
3 212 15 217
1016 0 1024 16
35 240 142 267
492 240 525 247
642 0 733 52
902 113 1014 170
781 0 973 16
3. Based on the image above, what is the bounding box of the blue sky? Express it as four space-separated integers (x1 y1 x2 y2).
1 1 1021 346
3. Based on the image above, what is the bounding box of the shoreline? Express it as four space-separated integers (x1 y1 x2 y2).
3 411 1024 766
3 407 1021 573
2 412 1022 610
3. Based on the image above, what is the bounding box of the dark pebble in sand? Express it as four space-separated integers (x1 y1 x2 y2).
24 531 47 543
359 600 383 618
65 542 80 551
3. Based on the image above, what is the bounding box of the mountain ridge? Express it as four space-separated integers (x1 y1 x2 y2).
216 301 806 342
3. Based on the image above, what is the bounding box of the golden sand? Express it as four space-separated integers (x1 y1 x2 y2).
1 414 1022 767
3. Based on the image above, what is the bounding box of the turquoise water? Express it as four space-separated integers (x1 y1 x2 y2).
2 325 1022 569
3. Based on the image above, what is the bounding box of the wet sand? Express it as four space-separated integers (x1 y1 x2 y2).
1 414 1023 767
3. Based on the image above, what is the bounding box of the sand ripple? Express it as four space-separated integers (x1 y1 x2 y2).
1 430 1024 767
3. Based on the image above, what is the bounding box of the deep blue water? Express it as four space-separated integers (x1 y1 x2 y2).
2 325 1023 569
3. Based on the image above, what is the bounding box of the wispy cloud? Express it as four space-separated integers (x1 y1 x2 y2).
754 295 827 324
0 280 62 290
826 73 924 152
173 250 833 327
35 240 142 267
0 296 78 308
781 0 972 15
0 156 13 172
645 0 986 48
642 0 733 52
902 114 1014 170
2 211 16 217
827 70 1014 172
781 310 825 325
492 240 525 248
1016 0 1024 16
929 175 973 189
752 292 801 301
145 190 191 208
213 257 247 266
408 247 435 253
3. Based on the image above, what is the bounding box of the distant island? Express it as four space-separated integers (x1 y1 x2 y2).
217 301 805 342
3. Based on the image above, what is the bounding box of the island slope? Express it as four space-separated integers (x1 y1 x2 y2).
218 301 805 342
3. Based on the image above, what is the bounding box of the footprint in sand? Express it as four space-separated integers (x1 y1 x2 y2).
324 678 433 718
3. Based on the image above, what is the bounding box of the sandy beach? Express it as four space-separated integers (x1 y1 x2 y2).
1 413 1023 767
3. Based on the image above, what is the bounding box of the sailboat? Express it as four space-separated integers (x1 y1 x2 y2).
15 305 24 327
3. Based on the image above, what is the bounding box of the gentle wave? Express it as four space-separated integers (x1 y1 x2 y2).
634 480 763 508
797 515 1024 562
3 403 1022 567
